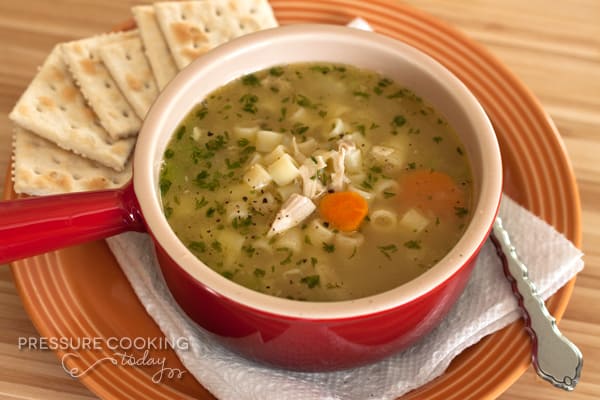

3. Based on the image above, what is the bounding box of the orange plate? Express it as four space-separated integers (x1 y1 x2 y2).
5 1 581 399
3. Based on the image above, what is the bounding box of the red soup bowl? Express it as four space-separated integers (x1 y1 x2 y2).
0 24 502 371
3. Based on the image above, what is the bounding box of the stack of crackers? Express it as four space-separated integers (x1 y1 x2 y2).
9 0 278 196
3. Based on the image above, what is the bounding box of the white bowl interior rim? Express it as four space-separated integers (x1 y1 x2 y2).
134 24 502 319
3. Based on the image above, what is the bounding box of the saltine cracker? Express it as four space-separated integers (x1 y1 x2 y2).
8 44 135 171
132 5 178 90
61 31 142 139
100 35 159 119
12 126 132 196
154 0 278 70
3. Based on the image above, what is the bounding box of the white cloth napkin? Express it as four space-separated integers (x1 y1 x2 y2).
106 194 583 400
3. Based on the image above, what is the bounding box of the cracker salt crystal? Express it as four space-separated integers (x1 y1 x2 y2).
154 0 278 70
100 34 159 119
12 126 132 196
61 31 142 139
132 5 178 90
8 44 135 171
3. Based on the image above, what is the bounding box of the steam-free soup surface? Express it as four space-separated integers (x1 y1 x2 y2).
160 63 472 301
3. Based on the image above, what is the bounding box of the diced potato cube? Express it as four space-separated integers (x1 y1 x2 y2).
217 230 245 266
233 125 258 142
275 227 303 254
399 208 430 233
262 144 287 165
267 153 299 186
243 164 272 190
256 130 283 152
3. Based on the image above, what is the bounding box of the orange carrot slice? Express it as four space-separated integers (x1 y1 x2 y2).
318 191 369 232
398 169 465 217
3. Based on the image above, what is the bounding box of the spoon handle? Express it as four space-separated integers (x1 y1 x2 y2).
490 217 583 391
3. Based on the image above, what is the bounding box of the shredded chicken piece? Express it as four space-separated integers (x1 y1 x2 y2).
330 141 355 191
267 193 316 237
291 136 306 163
298 155 327 199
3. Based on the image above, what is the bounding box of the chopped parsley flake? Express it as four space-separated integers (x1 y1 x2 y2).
291 123 309 136
241 74 260 86
404 240 422 250
196 107 208 120
176 126 186 140
455 207 469 217
377 244 398 260
159 178 171 195
322 243 335 253
269 66 284 77
211 241 223 252
188 241 207 253
300 275 320 288
277 247 293 265
243 245 257 258
195 196 208 209
221 271 234 279
253 268 266 278
309 65 331 74
240 93 259 114
433 136 443 143
164 149 175 159
194 170 220 191
392 115 407 127
295 94 314 108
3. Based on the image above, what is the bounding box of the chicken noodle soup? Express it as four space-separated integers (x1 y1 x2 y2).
159 63 473 301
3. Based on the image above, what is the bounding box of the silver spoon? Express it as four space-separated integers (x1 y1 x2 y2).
490 217 583 391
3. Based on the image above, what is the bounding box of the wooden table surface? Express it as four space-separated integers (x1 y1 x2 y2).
0 0 598 399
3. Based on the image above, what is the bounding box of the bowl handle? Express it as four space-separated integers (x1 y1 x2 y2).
0 183 145 264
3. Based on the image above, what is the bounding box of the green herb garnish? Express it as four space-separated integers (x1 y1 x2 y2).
454 207 469 218
300 275 320 288
404 240 421 250
159 178 172 195
239 93 259 114
175 126 186 140
322 243 335 253
241 74 260 86
188 241 207 253
392 115 407 127
269 66 284 76
378 244 398 260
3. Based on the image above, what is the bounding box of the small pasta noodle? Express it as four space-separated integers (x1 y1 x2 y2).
369 208 399 231
306 218 335 245
334 231 365 259
373 179 399 200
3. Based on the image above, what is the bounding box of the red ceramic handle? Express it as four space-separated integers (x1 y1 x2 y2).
0 183 145 264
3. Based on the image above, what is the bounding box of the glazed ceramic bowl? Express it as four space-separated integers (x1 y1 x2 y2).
0 24 502 371
138 24 503 370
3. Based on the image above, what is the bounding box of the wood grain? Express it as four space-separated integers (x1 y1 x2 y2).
0 0 598 399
